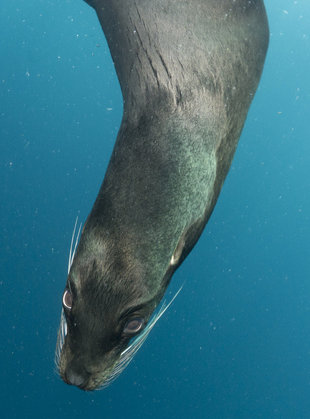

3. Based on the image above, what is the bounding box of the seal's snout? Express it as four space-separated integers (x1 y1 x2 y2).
64 363 90 390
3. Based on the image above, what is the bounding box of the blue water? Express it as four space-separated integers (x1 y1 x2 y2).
1 1 309 418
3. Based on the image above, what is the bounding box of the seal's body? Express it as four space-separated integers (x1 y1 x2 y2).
56 0 269 390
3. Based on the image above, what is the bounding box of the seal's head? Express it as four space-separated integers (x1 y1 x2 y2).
55 221 179 391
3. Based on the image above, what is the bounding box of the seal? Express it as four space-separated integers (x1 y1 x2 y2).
55 0 269 391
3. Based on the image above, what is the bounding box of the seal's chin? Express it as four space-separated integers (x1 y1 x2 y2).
55 287 182 390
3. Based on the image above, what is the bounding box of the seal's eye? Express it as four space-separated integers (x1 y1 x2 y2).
63 289 73 310
123 317 144 335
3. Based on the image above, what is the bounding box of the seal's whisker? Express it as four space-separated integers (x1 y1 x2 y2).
68 217 78 274
122 285 183 357
97 286 183 389
72 222 82 266
55 309 67 370
68 217 82 274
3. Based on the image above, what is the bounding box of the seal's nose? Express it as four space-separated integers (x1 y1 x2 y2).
64 364 90 389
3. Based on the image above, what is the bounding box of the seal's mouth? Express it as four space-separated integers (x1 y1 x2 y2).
55 287 182 390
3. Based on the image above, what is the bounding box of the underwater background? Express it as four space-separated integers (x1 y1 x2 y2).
1 0 309 418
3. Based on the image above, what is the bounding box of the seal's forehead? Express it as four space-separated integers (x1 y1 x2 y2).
69 270 144 319
70 249 149 292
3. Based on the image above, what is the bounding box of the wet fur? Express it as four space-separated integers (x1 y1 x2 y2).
56 0 269 390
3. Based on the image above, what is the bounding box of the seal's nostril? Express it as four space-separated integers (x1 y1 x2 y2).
66 371 85 387
64 364 90 389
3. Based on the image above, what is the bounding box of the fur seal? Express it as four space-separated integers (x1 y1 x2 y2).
56 0 269 391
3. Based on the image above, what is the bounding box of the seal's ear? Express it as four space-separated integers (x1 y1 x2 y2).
170 216 204 268
170 233 185 267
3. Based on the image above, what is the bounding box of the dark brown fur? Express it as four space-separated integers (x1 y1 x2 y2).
56 0 269 390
